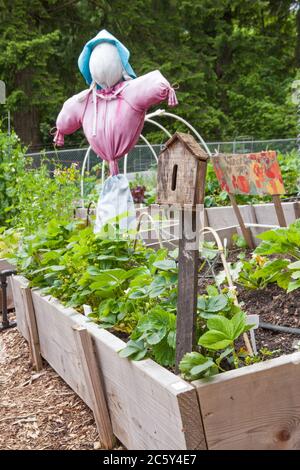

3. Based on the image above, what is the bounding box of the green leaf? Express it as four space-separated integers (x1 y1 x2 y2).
128 288 148 299
146 327 167 345
198 330 233 350
118 340 147 360
289 260 300 270
49 265 66 271
87 266 100 276
167 330 176 349
190 359 215 376
197 296 207 311
152 260 177 271
287 279 300 293
179 352 217 380
231 311 248 338
215 347 234 367
206 285 219 297
206 294 228 312
152 338 175 367
207 315 234 338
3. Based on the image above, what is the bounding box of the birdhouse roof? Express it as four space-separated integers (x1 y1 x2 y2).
163 132 208 161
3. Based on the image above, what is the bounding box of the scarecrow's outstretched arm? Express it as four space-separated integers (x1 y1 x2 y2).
54 93 87 146
122 70 178 111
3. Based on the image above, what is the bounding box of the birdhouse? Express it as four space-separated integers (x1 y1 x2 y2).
157 132 208 206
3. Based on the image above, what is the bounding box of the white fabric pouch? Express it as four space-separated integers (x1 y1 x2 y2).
94 174 136 234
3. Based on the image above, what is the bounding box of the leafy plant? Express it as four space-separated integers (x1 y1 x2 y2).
180 311 254 379
253 220 300 292
13 161 80 234
216 253 291 291
0 227 21 258
0 128 26 226
120 307 176 366
179 352 218 380
255 220 300 260
198 312 252 353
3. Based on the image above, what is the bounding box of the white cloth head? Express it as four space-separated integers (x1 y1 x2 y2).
89 42 124 89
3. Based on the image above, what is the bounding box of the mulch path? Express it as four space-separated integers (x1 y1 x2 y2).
0 327 121 450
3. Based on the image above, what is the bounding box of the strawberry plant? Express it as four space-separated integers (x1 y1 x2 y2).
179 311 254 380
11 218 274 377
216 219 300 293
253 220 300 292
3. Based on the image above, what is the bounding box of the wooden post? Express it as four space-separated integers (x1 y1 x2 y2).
229 194 255 249
21 287 43 371
175 208 199 373
73 325 115 449
294 201 300 220
272 195 287 227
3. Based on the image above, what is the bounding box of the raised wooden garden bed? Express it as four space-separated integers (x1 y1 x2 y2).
75 201 300 248
11 275 205 451
10 273 300 450
193 353 300 450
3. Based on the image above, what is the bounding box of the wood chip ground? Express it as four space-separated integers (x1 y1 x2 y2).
0 327 122 450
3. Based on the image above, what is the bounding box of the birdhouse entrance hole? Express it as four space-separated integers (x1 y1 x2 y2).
171 164 178 191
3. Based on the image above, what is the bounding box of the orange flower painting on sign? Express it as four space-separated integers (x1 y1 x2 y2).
212 151 285 196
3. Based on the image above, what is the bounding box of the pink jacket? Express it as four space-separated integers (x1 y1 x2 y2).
54 70 178 175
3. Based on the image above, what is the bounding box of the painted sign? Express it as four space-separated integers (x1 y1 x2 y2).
212 150 285 196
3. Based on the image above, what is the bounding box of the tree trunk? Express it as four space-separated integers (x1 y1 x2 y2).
13 68 41 147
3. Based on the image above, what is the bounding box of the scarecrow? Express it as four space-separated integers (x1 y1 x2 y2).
53 29 178 231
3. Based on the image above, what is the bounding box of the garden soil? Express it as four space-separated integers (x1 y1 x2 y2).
238 283 300 355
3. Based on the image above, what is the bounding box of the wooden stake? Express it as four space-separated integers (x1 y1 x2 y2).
294 201 300 220
73 325 115 449
272 195 287 227
21 287 43 371
175 208 199 373
229 194 255 249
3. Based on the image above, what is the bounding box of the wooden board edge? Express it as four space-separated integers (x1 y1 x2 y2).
177 386 207 450
192 351 300 390
73 325 115 449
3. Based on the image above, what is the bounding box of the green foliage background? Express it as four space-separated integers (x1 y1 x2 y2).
0 0 299 148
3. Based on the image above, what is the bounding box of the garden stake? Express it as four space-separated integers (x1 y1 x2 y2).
156 132 209 372
200 226 255 356
0 269 17 331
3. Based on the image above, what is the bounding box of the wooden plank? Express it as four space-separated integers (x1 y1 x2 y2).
294 201 300 220
193 352 300 450
30 289 206 450
272 195 287 227
21 287 43 371
88 320 206 450
195 160 207 205
176 208 199 372
253 201 296 226
31 291 93 408
73 326 115 449
11 275 30 341
229 194 254 249
0 260 15 311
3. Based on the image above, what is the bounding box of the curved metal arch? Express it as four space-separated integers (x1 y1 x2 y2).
80 146 92 205
139 134 158 163
157 110 212 157
144 118 172 138
80 110 211 206
123 116 172 175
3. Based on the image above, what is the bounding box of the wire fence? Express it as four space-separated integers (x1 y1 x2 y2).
26 138 298 174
